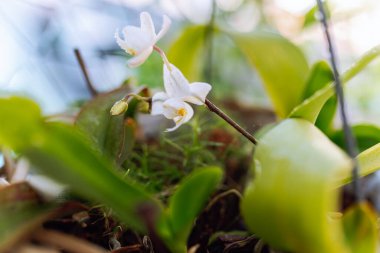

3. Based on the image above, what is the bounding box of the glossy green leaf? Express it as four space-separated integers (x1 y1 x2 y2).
231 31 309 118
331 124 380 152
75 86 135 165
342 203 378 253
289 45 380 122
168 25 207 81
242 119 352 253
160 167 223 253
0 97 161 232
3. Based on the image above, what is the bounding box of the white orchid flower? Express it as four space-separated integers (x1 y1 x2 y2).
115 12 171 68
151 63 212 131
152 96 194 132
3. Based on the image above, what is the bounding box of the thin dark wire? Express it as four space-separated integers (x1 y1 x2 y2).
316 0 362 202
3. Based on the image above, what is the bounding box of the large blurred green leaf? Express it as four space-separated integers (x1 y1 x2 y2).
0 97 42 150
0 97 160 232
231 31 309 118
289 45 380 122
160 167 223 253
75 86 135 165
342 203 378 253
241 119 353 253
168 25 207 81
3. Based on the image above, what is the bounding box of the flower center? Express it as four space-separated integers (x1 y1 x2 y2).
127 48 137 56
177 108 187 117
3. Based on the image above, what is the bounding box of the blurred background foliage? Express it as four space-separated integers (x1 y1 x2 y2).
1 0 380 117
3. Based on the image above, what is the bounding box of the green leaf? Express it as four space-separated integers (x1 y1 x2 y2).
160 167 223 253
289 45 380 122
231 31 309 118
75 86 135 165
303 3 330 28
0 97 42 150
168 25 207 81
338 142 380 186
241 119 352 253
302 61 336 133
0 97 161 232
331 124 380 152
303 61 334 100
342 203 378 253
357 143 380 179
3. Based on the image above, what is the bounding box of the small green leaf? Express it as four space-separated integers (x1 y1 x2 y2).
342 203 378 253
302 61 334 100
241 119 352 253
75 86 135 165
231 31 309 118
331 124 380 152
161 167 223 253
289 45 380 122
303 3 330 28
302 61 336 133
168 25 207 81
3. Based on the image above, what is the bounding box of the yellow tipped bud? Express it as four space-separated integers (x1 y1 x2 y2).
110 100 128 116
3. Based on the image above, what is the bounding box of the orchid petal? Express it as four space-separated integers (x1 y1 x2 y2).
185 82 212 105
164 64 190 98
155 15 171 42
122 26 152 52
115 29 132 53
127 46 153 68
151 92 169 115
140 12 156 41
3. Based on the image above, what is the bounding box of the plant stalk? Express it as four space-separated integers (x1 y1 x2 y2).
74 48 98 97
205 99 258 145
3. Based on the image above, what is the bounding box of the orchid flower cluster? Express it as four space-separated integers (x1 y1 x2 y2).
113 12 212 131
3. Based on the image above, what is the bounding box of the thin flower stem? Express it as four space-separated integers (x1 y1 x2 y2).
316 0 362 202
74 48 98 97
205 99 258 145
153 45 172 71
